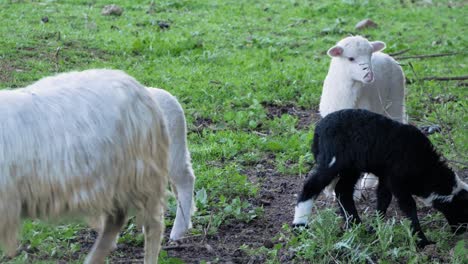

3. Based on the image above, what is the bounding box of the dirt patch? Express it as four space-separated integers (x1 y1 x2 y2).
262 102 320 130
189 117 215 133
11 167 467 263
154 155 301 263
0 59 21 83
27 155 299 264
164 168 467 263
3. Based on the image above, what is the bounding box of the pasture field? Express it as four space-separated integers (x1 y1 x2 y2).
0 0 466 263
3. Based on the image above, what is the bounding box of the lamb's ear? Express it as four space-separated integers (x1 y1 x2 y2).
327 45 344 57
371 41 386 52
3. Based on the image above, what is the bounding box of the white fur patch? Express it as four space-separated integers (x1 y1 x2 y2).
323 178 339 199
420 193 454 206
454 173 468 194
359 173 379 189
293 199 313 224
328 156 336 168
419 174 467 206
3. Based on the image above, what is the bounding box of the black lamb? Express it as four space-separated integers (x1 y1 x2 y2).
293 109 468 247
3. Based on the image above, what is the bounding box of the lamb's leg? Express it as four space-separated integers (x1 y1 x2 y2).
335 171 361 228
354 173 379 200
294 167 337 225
84 209 127 264
394 192 433 248
143 203 165 264
323 178 339 200
376 182 392 217
170 159 195 240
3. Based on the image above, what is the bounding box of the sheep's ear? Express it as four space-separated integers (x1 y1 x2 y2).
327 46 344 57
371 41 386 52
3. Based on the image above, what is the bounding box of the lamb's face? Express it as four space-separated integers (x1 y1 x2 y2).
327 36 386 84
434 190 468 234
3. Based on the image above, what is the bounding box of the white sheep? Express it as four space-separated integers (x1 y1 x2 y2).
0 69 169 264
319 36 406 199
146 88 196 240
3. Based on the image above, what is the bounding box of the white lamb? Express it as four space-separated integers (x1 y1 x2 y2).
0 69 169 264
146 88 196 240
319 36 406 199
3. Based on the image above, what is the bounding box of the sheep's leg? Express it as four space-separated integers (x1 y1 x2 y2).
0 201 20 257
0 222 19 257
376 182 392 217
84 209 127 264
170 161 195 240
143 204 165 263
394 192 433 248
323 178 339 200
335 171 361 228
293 167 337 225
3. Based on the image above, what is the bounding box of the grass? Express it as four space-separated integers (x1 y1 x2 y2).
0 0 466 263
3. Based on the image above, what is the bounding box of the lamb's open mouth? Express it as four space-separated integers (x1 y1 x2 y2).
363 72 374 82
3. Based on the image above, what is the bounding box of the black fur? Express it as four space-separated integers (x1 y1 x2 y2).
297 109 468 247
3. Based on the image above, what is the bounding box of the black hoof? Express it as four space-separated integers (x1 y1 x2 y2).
292 223 307 228
365 224 376 234
417 239 435 248
291 223 308 235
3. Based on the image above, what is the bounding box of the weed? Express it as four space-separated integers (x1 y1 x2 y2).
0 0 465 262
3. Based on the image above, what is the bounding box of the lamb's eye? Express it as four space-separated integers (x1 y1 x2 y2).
348 57 355 62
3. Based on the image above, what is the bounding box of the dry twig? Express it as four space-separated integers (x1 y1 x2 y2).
421 76 468 81
394 52 462 60
162 244 192 250
54 47 61 72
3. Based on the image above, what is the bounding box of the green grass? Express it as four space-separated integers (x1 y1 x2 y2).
248 210 467 264
0 0 467 263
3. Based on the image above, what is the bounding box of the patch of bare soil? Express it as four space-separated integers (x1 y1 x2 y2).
156 155 302 263
189 117 215 133
0 60 19 83
14 166 467 263
116 168 466 263
262 102 320 130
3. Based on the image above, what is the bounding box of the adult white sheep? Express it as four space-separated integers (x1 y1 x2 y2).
0 69 169 264
319 35 406 199
146 87 196 240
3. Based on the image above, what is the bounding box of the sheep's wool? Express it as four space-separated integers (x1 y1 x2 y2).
0 69 169 257
147 88 196 240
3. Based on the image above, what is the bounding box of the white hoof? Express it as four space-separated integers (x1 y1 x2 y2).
293 199 314 225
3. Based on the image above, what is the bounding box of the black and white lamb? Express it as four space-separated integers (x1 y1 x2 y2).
293 109 467 247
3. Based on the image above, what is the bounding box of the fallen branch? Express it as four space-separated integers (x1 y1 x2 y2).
421 75 468 81
114 259 143 263
162 244 192 250
406 75 468 84
54 46 61 72
446 159 468 167
394 52 462 60
389 48 410 57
